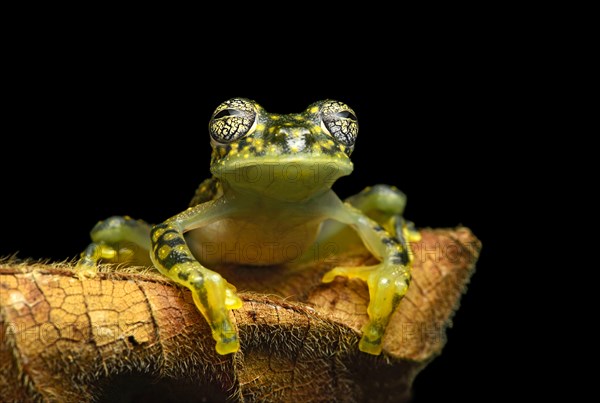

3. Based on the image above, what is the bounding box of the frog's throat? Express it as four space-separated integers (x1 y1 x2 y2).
211 157 353 182
211 157 353 200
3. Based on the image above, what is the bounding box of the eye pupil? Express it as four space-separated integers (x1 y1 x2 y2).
335 111 357 120
213 109 243 119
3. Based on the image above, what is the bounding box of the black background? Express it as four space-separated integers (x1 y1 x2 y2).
2 43 518 401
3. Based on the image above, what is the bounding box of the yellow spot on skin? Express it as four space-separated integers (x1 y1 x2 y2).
163 232 177 241
255 124 265 131
243 154 249 158
310 106 319 113
293 115 305 121
159 246 171 259
152 228 166 242
339 145 346 152
269 145 277 152
290 146 299 153
322 140 334 149
284 122 293 126
268 127 275 133
271 115 280 120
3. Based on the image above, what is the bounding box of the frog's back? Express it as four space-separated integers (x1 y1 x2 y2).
189 177 223 207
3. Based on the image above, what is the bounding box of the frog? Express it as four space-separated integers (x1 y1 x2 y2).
76 98 420 356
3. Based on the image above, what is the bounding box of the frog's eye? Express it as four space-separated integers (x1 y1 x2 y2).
320 100 359 147
210 98 258 143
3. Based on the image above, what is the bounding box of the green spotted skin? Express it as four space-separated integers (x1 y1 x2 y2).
76 98 418 357
209 99 356 168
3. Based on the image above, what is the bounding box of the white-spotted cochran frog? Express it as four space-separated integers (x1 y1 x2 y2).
76 98 420 356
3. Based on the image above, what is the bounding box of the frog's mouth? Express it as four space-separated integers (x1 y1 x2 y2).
212 157 353 200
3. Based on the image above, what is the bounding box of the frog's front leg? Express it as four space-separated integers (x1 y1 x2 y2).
150 200 242 355
320 191 417 356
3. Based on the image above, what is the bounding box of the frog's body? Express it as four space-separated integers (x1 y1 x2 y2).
77 98 419 356
185 198 324 266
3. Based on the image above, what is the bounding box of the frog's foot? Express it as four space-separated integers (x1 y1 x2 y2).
74 242 121 279
184 268 243 355
75 216 153 279
323 262 410 355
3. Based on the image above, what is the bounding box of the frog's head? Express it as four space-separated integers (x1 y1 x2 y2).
209 98 357 201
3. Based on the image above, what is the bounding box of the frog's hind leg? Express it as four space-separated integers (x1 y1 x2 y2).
75 216 152 278
345 184 408 228
347 185 420 245
317 185 417 249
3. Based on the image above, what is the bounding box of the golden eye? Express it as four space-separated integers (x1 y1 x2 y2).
209 98 257 143
320 100 358 147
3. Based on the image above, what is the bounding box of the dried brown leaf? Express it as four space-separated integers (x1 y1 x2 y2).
0 228 480 402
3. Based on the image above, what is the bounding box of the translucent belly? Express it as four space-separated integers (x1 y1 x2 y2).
185 217 321 266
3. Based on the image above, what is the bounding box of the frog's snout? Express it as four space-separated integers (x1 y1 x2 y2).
273 126 310 152
275 126 311 137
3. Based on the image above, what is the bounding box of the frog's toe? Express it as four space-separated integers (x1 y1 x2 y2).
225 286 243 309
322 267 343 283
74 261 98 279
322 265 374 283
365 264 410 316
214 319 240 355
359 322 385 355
208 310 240 355
75 241 123 279
74 243 103 279
189 275 241 355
